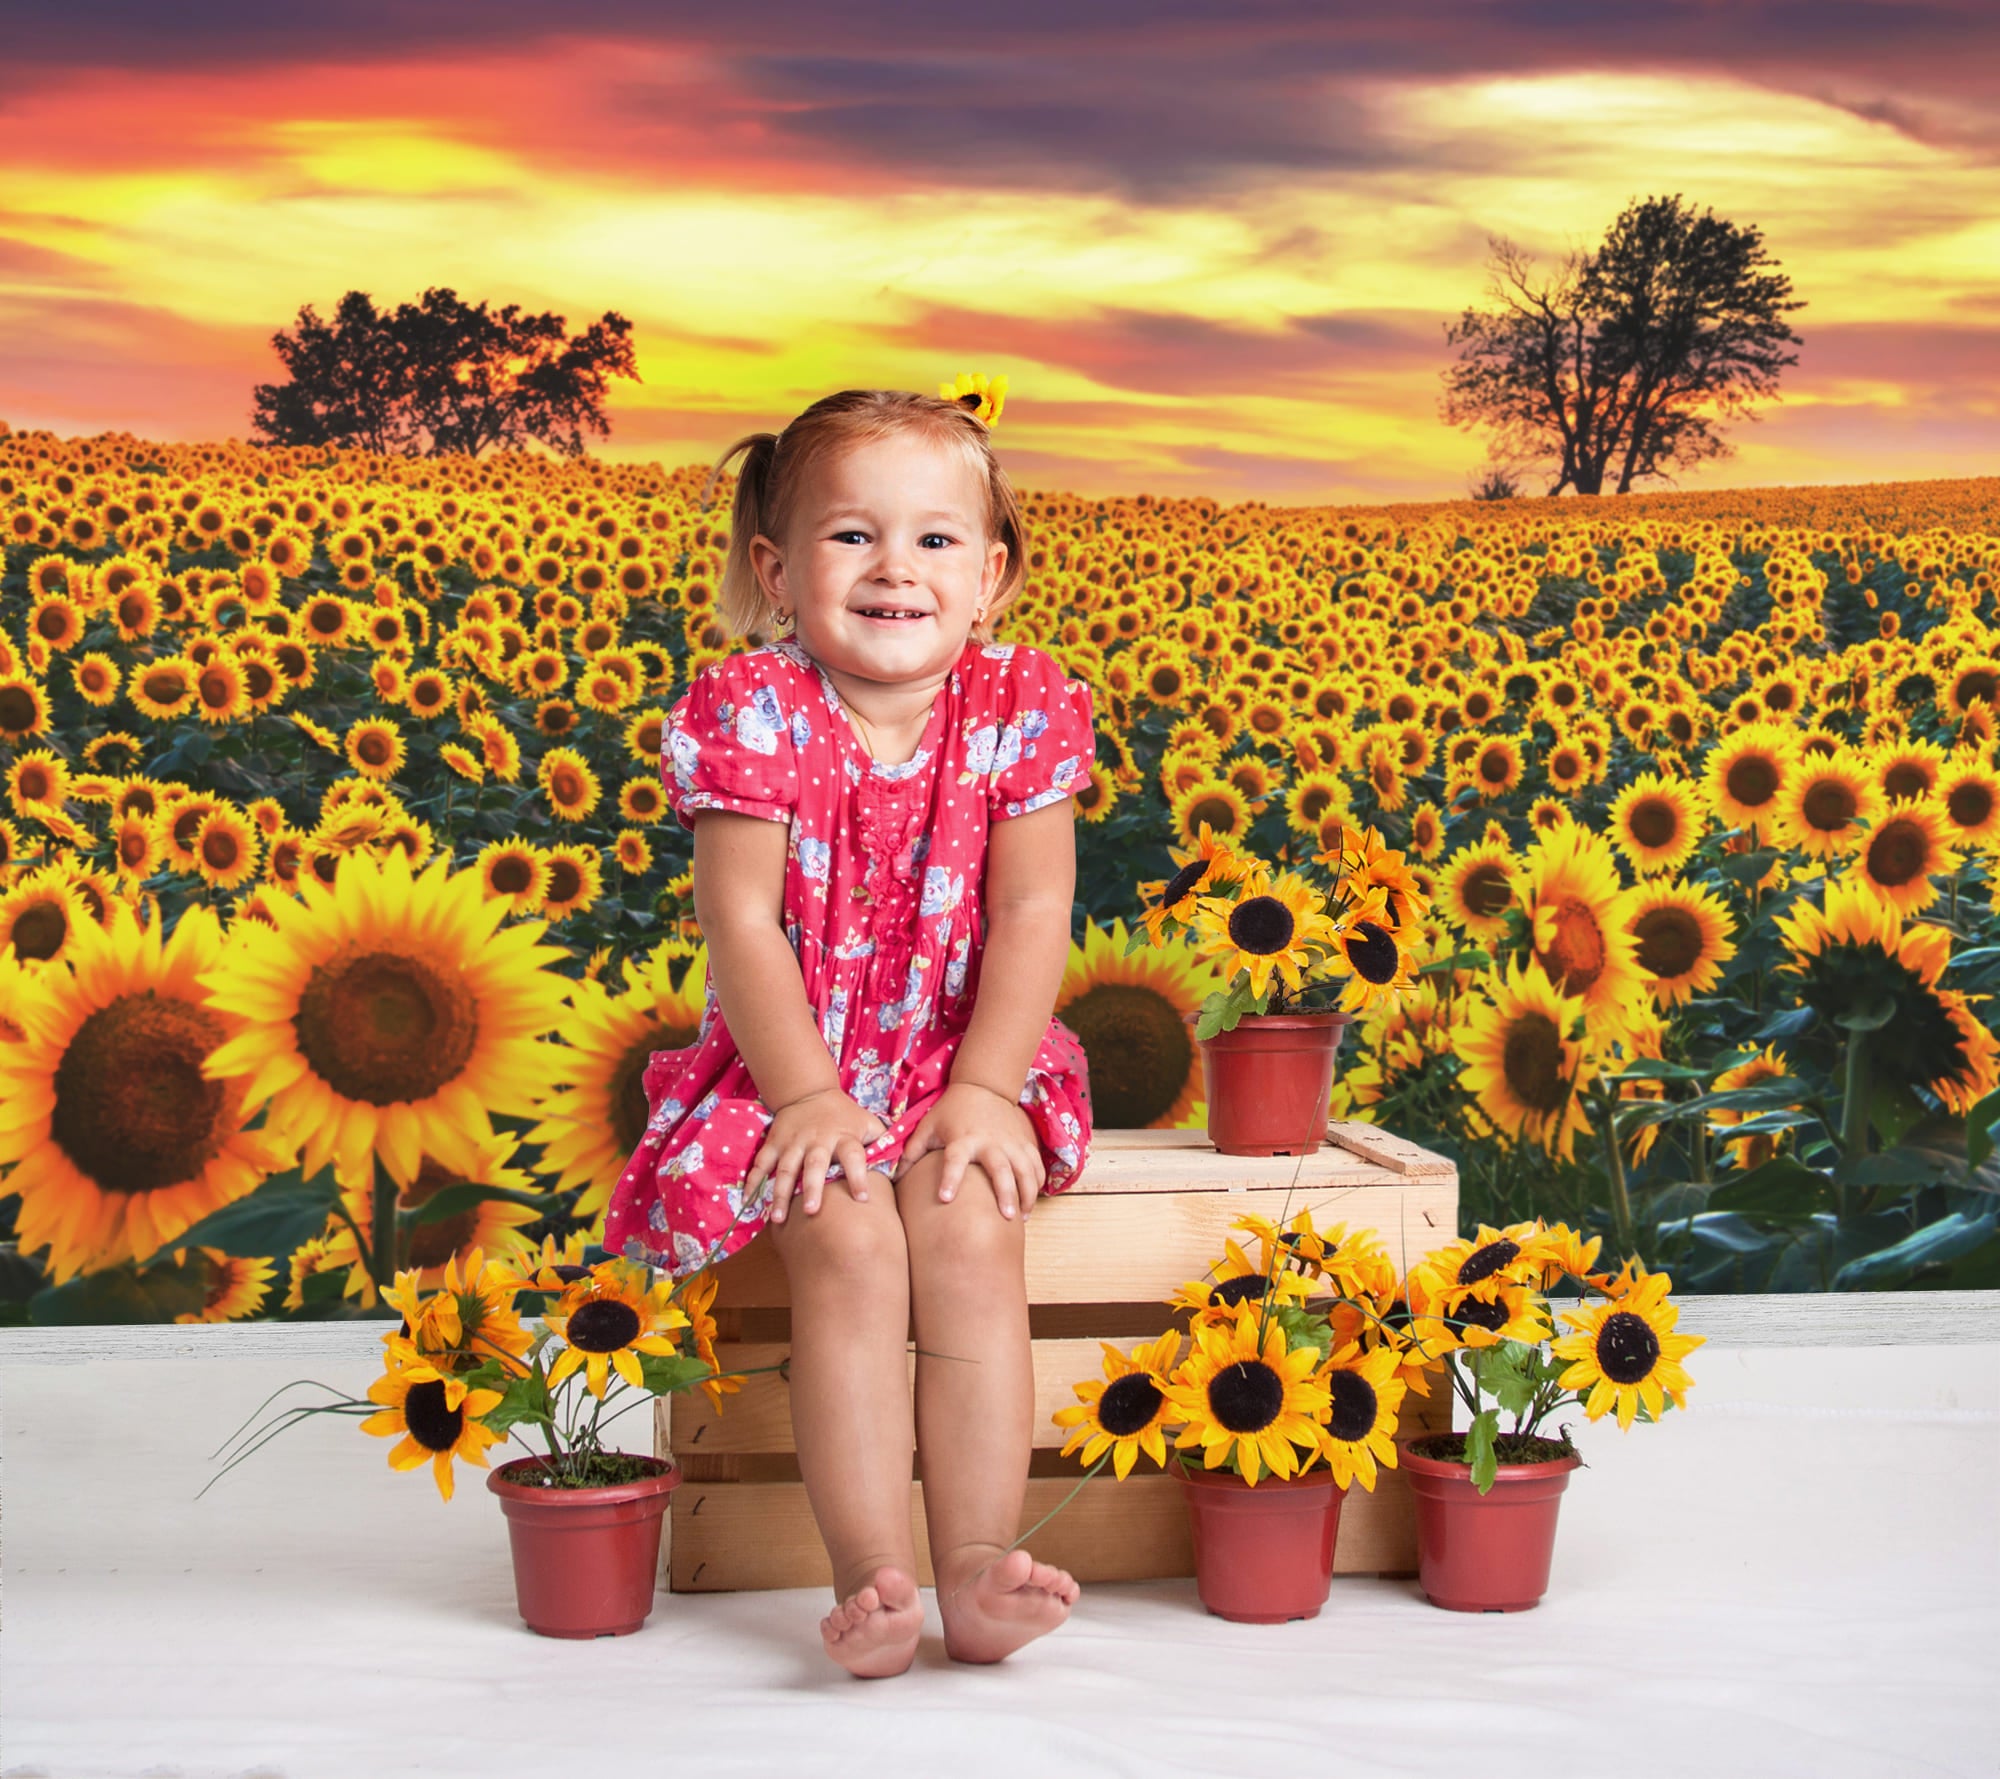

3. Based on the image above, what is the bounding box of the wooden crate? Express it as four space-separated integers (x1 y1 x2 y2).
655 1119 1458 1593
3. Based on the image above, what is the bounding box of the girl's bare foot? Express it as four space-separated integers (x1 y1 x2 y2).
938 1546 1079 1664
820 1565 924 1678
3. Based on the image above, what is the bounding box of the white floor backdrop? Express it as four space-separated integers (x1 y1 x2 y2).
3 1324 1996 1779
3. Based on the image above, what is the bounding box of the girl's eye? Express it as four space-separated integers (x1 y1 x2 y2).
832 531 954 548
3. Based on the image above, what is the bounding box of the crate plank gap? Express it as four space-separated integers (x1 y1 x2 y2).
655 1119 1458 1594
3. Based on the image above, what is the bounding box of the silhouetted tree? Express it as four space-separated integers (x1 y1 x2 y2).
1440 194 1805 496
250 288 639 459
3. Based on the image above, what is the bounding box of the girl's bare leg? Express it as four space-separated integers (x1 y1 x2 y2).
895 1150 1080 1663
769 1171 924 1677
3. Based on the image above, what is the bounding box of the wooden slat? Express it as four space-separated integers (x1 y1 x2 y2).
1325 1120 1461 1179
1066 1122 1450 1193
667 1470 1425 1591
697 1180 1458 1308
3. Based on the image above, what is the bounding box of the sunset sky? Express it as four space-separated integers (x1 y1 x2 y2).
3 2 1996 505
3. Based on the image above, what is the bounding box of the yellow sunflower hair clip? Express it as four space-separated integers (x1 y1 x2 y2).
940 370 1007 428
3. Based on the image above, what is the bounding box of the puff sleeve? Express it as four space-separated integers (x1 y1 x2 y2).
661 653 801 833
983 645 1097 821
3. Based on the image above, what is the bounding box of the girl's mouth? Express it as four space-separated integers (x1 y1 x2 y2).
857 608 928 623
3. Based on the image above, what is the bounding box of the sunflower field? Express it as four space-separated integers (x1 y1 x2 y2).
3 414 1999 1325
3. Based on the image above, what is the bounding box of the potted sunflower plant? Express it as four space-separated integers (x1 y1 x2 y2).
1050 1208 1419 1623
1130 822 1427 1154
205 1238 745 1639
1397 1220 1705 1612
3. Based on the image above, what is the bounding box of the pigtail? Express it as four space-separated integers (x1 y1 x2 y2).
705 431 784 642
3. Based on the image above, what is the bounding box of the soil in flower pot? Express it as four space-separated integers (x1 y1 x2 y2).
1399 1432 1580 1613
1187 1009 1349 1157
487 1453 681 1638
1174 1457 1348 1622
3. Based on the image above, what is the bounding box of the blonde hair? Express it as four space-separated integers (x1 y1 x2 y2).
700 388 1029 650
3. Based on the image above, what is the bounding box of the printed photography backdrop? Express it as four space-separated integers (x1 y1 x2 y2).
3 1 1999 1326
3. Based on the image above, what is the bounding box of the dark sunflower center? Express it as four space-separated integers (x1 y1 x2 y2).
1206 1358 1284 1434
50 994 234 1193
1594 1310 1661 1384
11 900 70 962
1059 981 1193 1127
201 828 243 871
1628 797 1679 850
1956 669 1999 708
1634 905 1703 979
551 767 585 805
1210 1272 1274 1308
1186 795 1238 837
614 1024 699 1153
1882 763 1931 802
1160 859 1207 910
1538 900 1608 995
142 668 187 704
1346 921 1399 985
1098 1372 1165 1436
1501 1010 1570 1114
401 1378 465 1452
1725 754 1780 810
1462 861 1513 918
1866 818 1929 889
1947 781 1994 830
1457 1239 1520 1285
1478 746 1512 785
358 731 393 766
490 854 533 895
293 946 480 1106
1800 778 1858 833
567 1298 643 1352
0 686 35 733
1453 1295 1511 1334
1228 894 1295 955
1324 1369 1379 1443
544 858 583 904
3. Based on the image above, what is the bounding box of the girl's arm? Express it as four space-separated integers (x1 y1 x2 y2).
692 810 840 1109
951 797 1077 1103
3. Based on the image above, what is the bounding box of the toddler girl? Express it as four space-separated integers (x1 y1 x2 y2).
603 388 1097 1677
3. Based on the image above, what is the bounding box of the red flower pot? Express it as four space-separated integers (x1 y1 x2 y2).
487 1454 681 1638
1174 1457 1348 1623
1187 1010 1350 1156
1399 1441 1581 1612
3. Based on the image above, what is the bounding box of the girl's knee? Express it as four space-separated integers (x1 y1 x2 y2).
895 1158 1025 1277
769 1171 906 1286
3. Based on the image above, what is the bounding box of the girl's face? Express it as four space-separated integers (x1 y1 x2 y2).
751 430 1008 684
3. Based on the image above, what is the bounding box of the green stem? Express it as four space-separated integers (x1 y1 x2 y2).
371 1154 400 1292
1597 1091 1638 1267
1837 1034 1872 1219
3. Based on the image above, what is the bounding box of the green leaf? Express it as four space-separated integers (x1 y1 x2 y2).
480 1373 556 1434
1868 1078 1929 1148
1481 1343 1539 1419
170 1165 341 1260
399 1182 564 1228
1831 1211 1999 1290
1830 1147 1947 1189
1705 1155 1832 1220
1417 949 1491 976
1466 1409 1499 1495
1605 1059 1714 1083
1718 848 1779 884
30 1256 212 1325
636 1350 713 1396
1967 1087 2000 1172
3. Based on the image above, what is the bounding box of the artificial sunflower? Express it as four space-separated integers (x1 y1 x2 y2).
1163 1300 1332 1485
1312 1343 1407 1491
197 847 572 1188
1551 1266 1705 1431
1186 868 1337 1002
1053 1329 1183 1479
543 1260 691 1400
360 1356 507 1502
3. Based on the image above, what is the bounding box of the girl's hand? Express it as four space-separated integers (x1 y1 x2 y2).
895 1081 1046 1220
750 1088 891 1224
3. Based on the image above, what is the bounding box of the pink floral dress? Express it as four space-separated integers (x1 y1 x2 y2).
603 636 1098 1280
